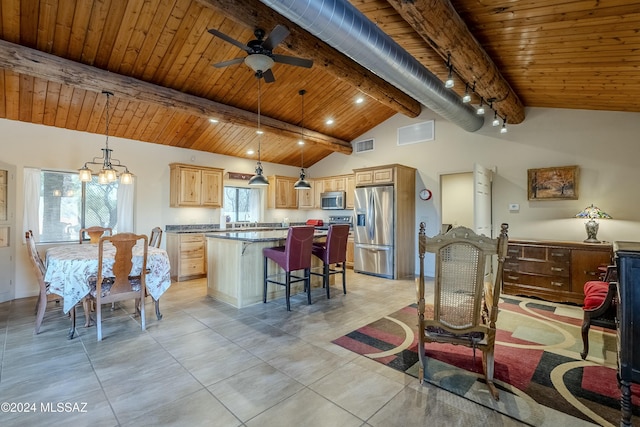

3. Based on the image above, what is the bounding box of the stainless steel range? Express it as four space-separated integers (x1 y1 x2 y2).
328 215 353 227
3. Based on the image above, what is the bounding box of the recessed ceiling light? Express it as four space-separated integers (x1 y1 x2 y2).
209 118 219 123
325 119 334 125
247 149 255 155
355 97 364 104
298 140 304 145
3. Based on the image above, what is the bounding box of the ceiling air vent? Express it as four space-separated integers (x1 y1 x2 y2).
397 120 434 146
354 138 374 153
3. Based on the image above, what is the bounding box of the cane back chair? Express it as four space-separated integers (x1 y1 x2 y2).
417 223 509 400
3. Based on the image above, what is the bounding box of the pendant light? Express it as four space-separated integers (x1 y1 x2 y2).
248 76 269 186
78 91 133 184
294 89 311 190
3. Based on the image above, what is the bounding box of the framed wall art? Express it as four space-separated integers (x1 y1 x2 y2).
527 165 579 200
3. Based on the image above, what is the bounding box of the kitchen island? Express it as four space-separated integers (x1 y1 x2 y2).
206 229 327 308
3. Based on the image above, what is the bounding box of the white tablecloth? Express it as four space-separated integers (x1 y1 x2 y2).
44 243 171 313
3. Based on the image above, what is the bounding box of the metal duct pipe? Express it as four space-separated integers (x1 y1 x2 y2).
259 0 484 132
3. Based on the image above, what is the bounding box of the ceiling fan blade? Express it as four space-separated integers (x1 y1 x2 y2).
207 28 250 52
272 54 313 69
263 69 276 83
262 25 290 50
212 57 245 68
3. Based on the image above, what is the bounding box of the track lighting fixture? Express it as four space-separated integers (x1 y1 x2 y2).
500 117 508 134
492 110 500 127
476 98 485 115
462 83 471 103
444 53 454 89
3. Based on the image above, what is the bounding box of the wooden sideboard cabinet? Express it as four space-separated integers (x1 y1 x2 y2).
613 241 640 426
169 163 224 208
166 233 207 281
503 239 612 304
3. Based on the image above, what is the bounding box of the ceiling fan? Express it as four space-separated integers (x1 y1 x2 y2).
207 24 313 83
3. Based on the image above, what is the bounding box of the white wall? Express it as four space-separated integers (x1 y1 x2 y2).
4 105 640 300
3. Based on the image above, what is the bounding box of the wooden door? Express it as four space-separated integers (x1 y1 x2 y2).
0 163 15 302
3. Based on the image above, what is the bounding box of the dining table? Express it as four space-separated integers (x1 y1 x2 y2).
43 242 172 336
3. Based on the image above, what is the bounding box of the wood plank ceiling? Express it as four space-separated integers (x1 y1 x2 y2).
0 0 638 168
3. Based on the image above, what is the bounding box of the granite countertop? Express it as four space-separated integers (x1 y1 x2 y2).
165 223 304 234
206 229 327 242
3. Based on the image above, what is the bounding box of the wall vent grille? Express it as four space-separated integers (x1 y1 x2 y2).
354 138 375 153
397 120 435 145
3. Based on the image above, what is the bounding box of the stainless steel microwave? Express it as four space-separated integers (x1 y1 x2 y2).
320 191 346 210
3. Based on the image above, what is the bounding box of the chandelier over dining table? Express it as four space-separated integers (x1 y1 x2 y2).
78 91 133 185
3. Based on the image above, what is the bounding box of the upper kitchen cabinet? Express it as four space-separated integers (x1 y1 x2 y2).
354 167 394 186
297 179 316 209
170 163 224 208
267 176 298 209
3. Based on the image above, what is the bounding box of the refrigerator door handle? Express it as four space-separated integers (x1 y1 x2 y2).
355 244 391 251
367 190 375 240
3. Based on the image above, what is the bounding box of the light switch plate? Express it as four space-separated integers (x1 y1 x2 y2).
509 203 520 211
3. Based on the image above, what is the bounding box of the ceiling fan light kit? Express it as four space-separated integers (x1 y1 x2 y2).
208 24 313 83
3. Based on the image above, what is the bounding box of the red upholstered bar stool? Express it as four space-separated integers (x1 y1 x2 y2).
263 226 315 311
310 224 350 299
580 265 618 360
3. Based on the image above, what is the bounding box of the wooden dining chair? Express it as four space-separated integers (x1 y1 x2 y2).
79 226 112 244
417 223 509 400
137 225 163 320
26 230 76 338
149 226 162 248
88 232 148 341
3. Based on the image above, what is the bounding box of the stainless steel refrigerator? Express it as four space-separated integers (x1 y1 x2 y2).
353 185 394 278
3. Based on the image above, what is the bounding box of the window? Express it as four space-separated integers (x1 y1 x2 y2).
223 186 261 222
39 170 119 243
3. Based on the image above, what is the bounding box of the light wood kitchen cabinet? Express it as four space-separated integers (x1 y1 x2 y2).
169 163 223 208
345 175 355 209
503 240 612 304
322 174 355 209
354 167 394 186
346 234 354 268
297 179 315 209
166 233 207 281
267 175 298 209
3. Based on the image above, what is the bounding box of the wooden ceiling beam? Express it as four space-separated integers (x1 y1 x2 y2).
0 39 353 155
386 0 526 124
196 0 422 118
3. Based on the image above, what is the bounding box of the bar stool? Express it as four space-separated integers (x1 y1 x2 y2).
263 226 315 311
310 224 350 299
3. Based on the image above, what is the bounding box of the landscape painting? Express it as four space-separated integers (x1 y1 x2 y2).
528 165 579 200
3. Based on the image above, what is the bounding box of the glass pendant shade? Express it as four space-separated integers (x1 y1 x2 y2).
78 167 92 182
120 171 133 184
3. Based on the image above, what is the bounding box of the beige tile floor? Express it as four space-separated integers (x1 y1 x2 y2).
0 271 533 426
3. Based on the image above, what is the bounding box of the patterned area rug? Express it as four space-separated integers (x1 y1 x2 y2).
333 296 640 426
